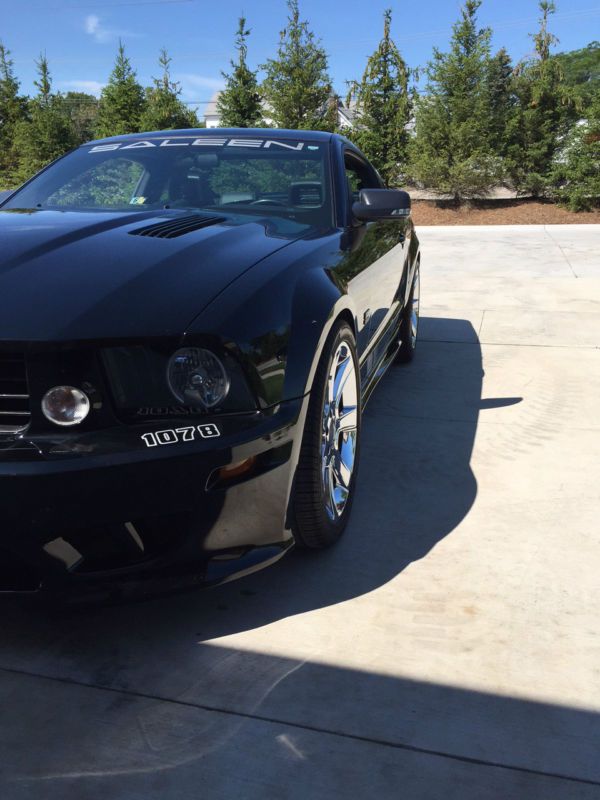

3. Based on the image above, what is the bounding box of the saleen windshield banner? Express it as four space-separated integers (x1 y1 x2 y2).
88 138 317 153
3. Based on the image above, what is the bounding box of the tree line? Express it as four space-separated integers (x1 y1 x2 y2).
0 0 598 209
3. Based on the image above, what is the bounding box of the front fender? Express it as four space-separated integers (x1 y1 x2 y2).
284 268 354 400
185 232 355 409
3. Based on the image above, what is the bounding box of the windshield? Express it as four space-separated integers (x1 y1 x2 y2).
4 134 333 228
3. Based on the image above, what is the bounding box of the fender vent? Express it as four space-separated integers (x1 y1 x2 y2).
129 214 225 239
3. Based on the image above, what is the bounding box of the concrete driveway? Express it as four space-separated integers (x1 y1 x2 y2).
1 225 599 799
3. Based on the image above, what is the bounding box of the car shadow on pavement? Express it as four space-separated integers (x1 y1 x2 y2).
1 650 599 798
1 317 497 636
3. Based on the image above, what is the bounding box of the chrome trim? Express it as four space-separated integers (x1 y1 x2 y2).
0 425 28 434
0 351 31 432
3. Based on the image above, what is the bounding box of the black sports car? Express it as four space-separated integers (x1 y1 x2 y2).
0 128 420 597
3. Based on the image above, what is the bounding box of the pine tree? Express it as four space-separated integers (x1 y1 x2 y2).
12 54 76 183
63 92 99 145
486 47 517 158
95 41 146 138
217 17 263 128
140 49 198 131
0 42 28 188
509 1 573 195
261 0 335 131
346 9 411 185
408 0 500 201
552 91 600 210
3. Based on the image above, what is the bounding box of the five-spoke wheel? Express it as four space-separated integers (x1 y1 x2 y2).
321 341 358 521
292 321 361 548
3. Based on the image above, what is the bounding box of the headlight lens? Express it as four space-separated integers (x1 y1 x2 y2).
42 386 90 427
167 348 230 409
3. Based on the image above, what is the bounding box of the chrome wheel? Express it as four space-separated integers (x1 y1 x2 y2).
410 266 420 347
321 341 358 520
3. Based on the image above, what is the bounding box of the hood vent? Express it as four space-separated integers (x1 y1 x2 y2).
129 214 226 239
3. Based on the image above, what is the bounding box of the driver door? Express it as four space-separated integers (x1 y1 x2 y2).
342 151 409 364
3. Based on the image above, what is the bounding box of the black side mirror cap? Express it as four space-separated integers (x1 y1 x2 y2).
352 188 411 222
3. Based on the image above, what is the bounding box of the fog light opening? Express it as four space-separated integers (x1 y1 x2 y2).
41 386 90 427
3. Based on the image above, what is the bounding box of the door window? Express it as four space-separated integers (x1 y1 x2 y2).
344 152 381 203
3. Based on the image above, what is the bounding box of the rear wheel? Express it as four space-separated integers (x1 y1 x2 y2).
396 262 420 363
291 321 361 549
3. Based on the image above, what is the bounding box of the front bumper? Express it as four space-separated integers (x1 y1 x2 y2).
0 396 308 597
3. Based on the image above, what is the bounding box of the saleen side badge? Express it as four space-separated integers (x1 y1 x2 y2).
141 424 221 448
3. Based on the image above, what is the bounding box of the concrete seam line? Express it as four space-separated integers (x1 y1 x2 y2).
477 309 486 338
420 338 599 349
543 226 579 279
1 665 599 789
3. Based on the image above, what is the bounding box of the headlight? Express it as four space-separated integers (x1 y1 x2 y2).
42 386 90 427
167 347 230 409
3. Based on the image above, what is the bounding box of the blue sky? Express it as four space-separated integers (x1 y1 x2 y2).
1 0 598 116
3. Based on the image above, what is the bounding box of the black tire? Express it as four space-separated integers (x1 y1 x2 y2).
291 320 361 549
396 261 420 364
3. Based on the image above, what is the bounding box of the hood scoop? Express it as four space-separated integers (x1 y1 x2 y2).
129 214 226 239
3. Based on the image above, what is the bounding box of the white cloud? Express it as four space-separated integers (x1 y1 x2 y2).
84 14 101 37
83 14 140 44
57 80 105 96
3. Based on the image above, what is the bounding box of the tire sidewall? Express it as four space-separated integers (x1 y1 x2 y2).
398 262 420 363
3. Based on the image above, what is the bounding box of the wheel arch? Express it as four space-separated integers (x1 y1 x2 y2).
284 282 358 401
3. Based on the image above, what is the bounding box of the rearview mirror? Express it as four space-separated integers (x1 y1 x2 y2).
352 189 411 222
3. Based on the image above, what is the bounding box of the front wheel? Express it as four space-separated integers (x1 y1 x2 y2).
396 262 420 363
291 321 361 549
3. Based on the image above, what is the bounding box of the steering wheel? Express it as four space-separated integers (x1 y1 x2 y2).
249 198 287 206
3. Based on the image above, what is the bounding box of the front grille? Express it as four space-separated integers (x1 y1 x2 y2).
0 351 31 432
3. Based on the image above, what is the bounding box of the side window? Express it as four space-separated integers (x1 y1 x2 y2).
344 153 380 203
47 159 145 208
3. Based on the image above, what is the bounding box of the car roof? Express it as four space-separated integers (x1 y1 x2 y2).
84 128 340 147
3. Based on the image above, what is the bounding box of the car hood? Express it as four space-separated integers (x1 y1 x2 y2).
0 209 302 342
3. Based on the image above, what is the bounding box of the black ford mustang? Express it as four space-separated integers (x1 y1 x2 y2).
0 128 420 597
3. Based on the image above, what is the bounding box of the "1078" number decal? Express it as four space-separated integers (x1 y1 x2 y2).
141 424 221 448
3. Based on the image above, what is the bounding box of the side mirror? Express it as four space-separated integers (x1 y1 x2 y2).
352 188 411 222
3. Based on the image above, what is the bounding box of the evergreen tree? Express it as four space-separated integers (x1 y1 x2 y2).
552 91 600 210
0 42 28 188
95 41 146 138
346 9 411 185
509 1 572 195
217 17 262 127
63 91 99 145
486 47 517 158
555 41 599 114
261 0 335 131
12 54 76 183
140 49 198 131
408 0 500 201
